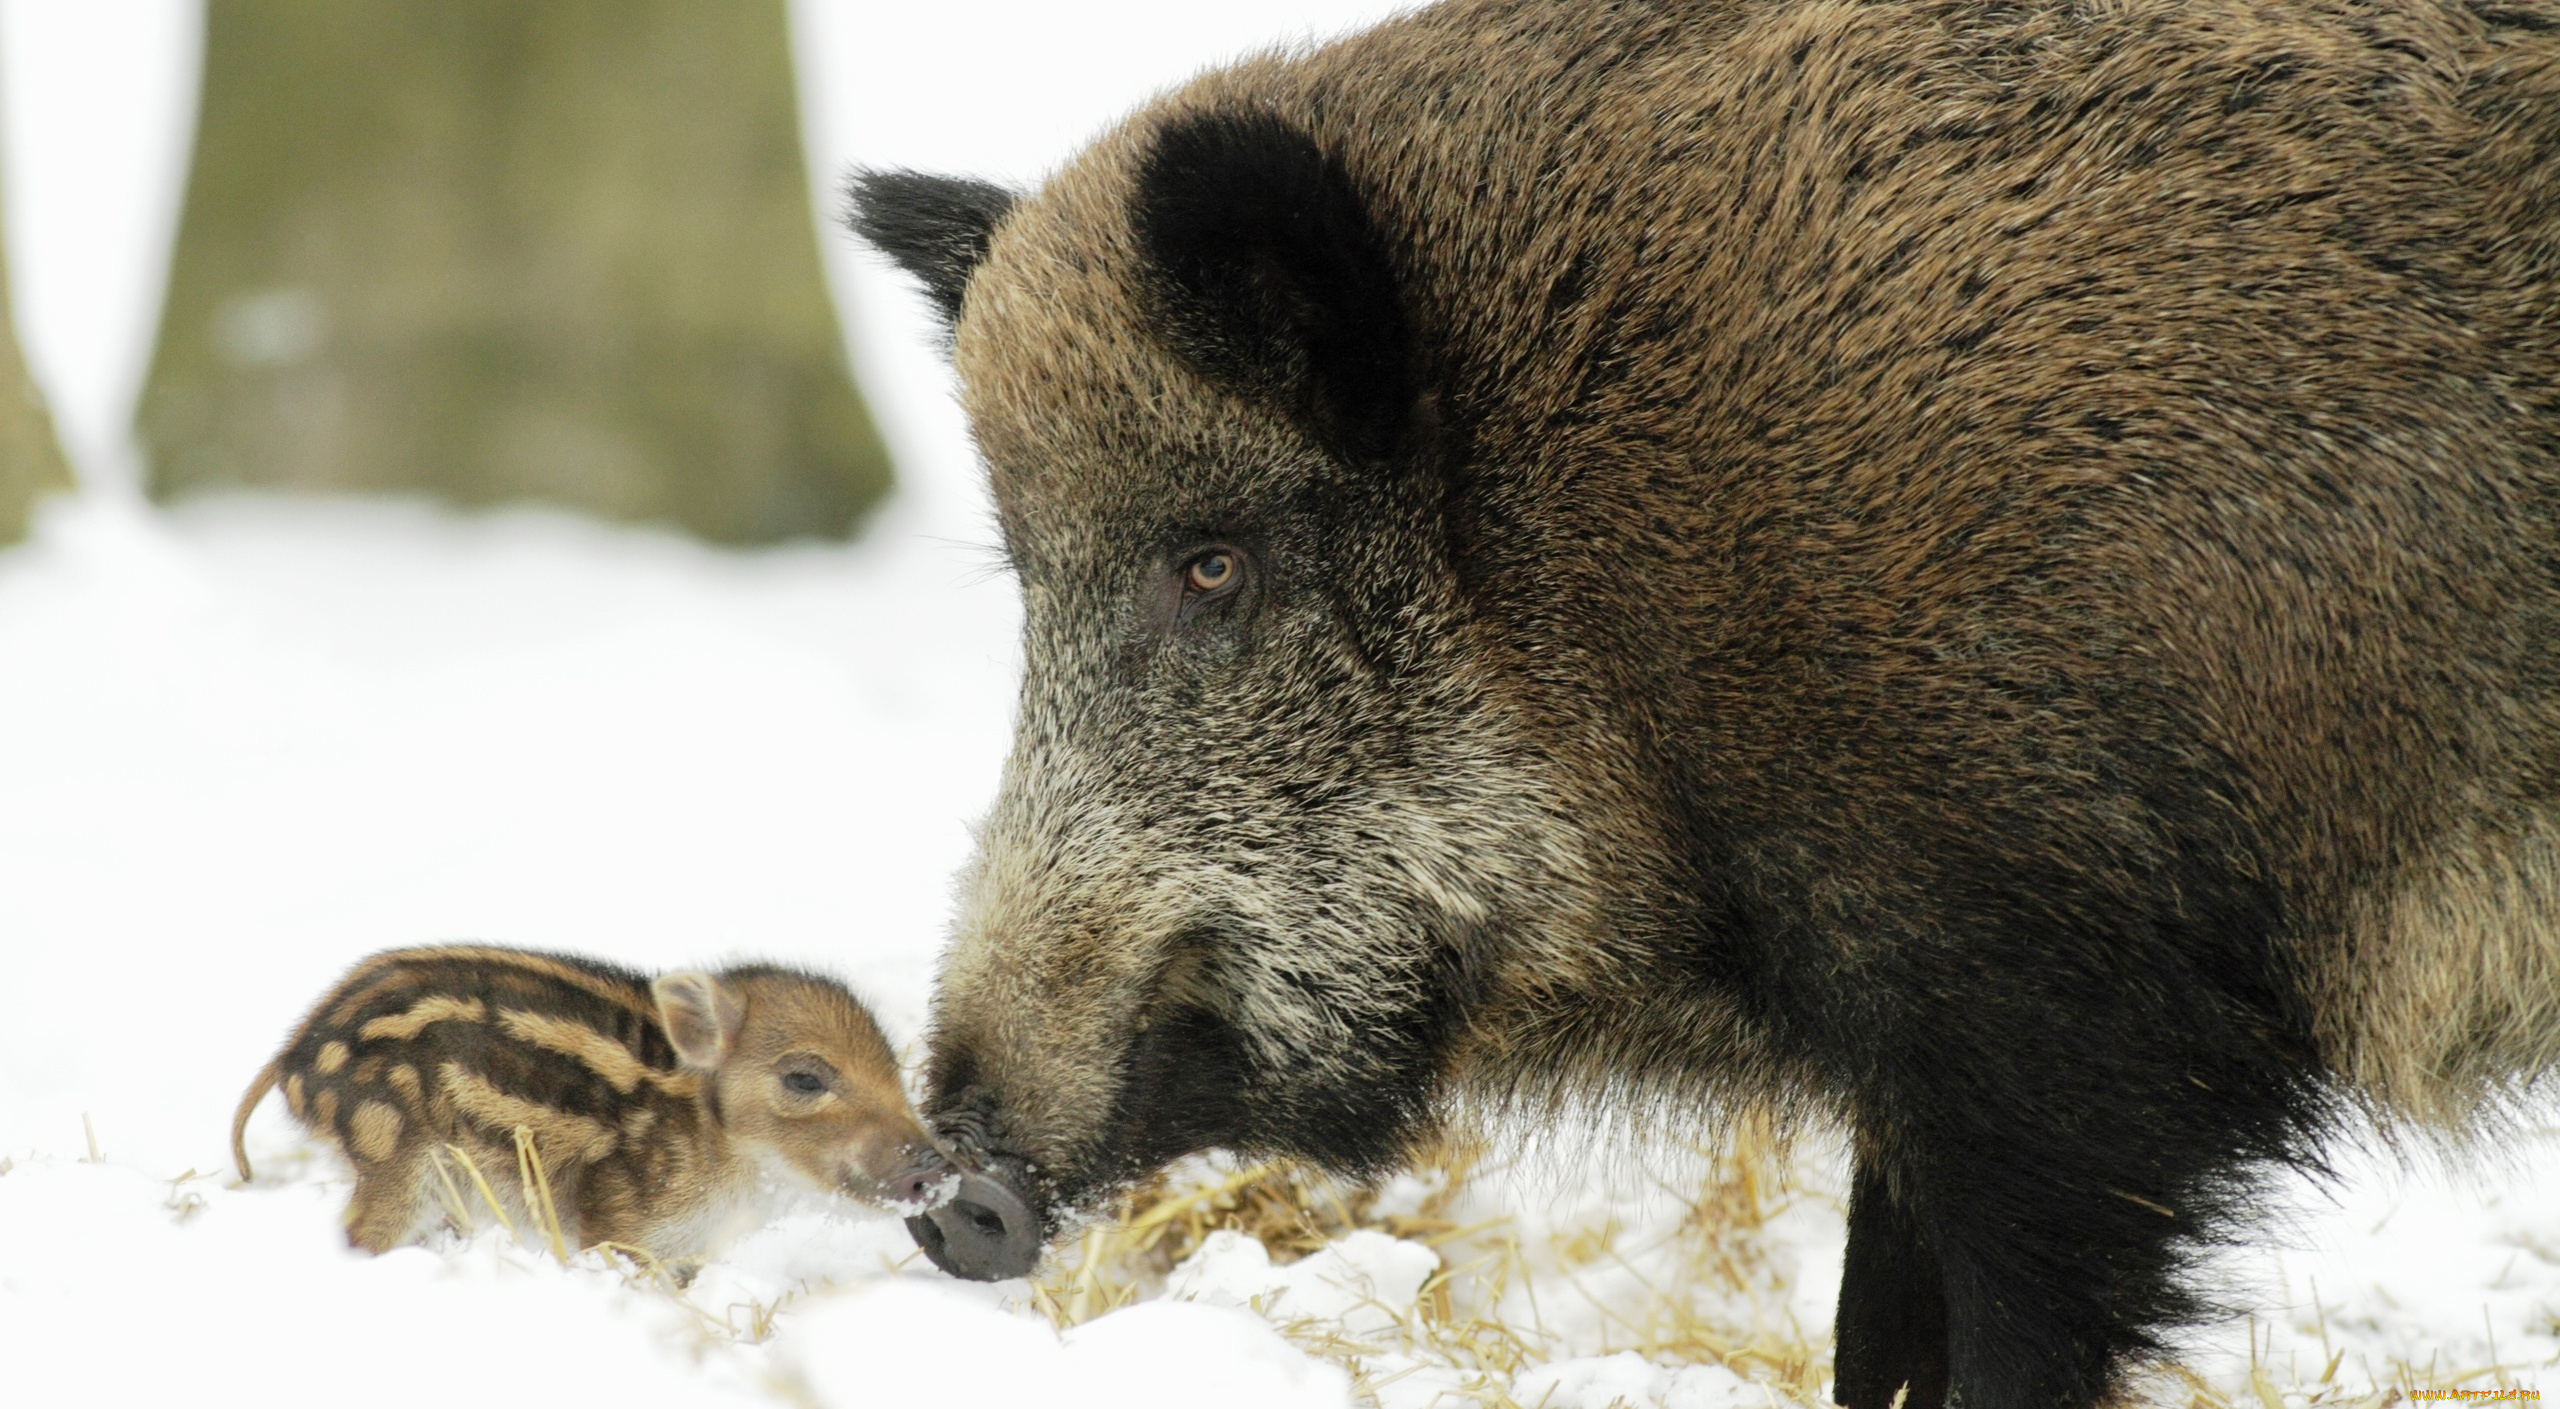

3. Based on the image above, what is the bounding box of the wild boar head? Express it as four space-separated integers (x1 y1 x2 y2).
853 103 1736 1280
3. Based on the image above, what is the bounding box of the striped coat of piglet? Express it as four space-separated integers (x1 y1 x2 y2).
234 945 936 1258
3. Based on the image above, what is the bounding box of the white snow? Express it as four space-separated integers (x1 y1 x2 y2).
0 3 2554 1407
1170 1229 1443 1341
790 1283 1354 1409
1514 1352 1764 1409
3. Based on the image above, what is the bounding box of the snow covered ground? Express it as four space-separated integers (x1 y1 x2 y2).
0 4 2554 1407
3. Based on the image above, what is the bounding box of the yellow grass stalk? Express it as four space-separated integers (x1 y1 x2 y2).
425 1146 480 1236
439 1141 516 1239
512 1125 571 1264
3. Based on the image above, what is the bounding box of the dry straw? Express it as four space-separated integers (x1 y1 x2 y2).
1022 1117 1836 1408
270 1116 2542 1407
1014 1122 2535 1409
512 1125 572 1263
434 1140 516 1240
428 1130 805 1352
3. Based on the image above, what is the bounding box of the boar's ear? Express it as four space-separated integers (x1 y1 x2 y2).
844 169 1018 333
653 972 747 1071
1132 109 1420 464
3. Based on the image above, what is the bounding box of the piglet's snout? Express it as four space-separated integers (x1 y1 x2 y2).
875 1143 964 1211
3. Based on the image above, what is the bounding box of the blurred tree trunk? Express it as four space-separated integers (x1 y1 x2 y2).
138 1 892 545
0 168 73 545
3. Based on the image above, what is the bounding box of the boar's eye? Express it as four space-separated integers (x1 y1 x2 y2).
1159 543 1254 632
1169 544 1253 629
1185 549 1238 594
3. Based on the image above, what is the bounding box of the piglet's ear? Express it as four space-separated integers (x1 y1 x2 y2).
1132 108 1419 464
844 169 1018 334
654 972 746 1071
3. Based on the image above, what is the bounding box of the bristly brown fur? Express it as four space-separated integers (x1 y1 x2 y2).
849 3 2560 1407
234 945 930 1259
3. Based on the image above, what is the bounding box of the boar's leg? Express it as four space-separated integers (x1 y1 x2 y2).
1925 1161 2132 1409
1878 1009 2312 1409
1834 1152 1950 1409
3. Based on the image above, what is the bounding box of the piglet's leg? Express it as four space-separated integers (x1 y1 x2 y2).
344 1149 431 1253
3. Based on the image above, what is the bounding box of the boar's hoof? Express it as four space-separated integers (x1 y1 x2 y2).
906 1171 1040 1281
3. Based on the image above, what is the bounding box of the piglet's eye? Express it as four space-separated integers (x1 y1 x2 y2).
1184 550 1237 594
783 1072 825 1094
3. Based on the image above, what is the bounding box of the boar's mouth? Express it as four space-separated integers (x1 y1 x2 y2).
1101 999 1255 1174
912 917 1473 1280
910 991 1254 1281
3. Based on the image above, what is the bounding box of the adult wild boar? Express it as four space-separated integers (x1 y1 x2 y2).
853 2 2560 1406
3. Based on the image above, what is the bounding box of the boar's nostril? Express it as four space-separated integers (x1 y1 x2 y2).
905 1170 1040 1282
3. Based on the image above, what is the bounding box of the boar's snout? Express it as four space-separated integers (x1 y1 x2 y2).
905 1166 1041 1281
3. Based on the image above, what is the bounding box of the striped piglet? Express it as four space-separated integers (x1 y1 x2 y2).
234 945 940 1259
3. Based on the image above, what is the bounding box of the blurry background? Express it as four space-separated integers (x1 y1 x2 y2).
0 0 1420 539
140 2 896 545
0 0 1410 1173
